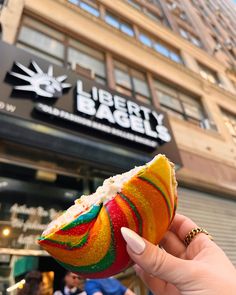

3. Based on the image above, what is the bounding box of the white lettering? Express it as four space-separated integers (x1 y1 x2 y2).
0 102 16 112
156 125 171 142
98 89 113 106
77 80 91 98
143 120 157 138
92 87 98 101
140 106 151 120
152 111 164 125
0 102 5 109
96 104 115 123
130 115 145 134
113 110 130 128
6 104 16 113
114 95 127 112
17 234 39 246
127 101 141 117
77 95 96 116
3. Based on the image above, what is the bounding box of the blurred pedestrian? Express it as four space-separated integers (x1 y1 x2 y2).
54 271 86 295
85 277 135 295
17 271 42 295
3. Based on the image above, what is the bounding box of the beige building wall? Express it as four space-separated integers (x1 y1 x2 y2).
1 0 236 196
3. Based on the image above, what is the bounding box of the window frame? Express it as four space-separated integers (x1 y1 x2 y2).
67 0 100 17
114 60 152 103
179 27 202 48
198 63 220 85
221 109 236 144
17 16 108 85
17 24 66 66
139 30 183 64
104 10 135 37
154 79 208 127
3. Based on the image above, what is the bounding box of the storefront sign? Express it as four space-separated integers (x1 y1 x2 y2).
0 41 178 153
0 202 62 252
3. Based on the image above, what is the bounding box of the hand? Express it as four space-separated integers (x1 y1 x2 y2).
121 214 236 295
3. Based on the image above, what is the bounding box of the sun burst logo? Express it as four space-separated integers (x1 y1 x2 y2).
9 61 71 98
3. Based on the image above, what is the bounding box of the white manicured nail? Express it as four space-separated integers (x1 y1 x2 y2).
121 227 146 254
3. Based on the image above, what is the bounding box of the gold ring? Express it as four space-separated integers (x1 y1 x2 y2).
184 228 213 246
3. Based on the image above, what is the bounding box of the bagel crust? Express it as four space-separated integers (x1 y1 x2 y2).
38 154 177 278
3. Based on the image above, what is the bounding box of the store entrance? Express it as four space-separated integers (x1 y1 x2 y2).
0 141 112 294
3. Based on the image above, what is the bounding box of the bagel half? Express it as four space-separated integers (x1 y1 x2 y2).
38 154 177 278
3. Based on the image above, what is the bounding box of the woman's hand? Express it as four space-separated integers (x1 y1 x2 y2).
121 214 236 295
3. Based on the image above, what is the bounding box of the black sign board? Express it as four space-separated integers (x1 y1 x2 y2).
0 41 181 165
0 177 79 254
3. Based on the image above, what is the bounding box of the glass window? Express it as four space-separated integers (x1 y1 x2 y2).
132 70 150 97
105 11 134 37
80 1 100 17
126 0 141 10
17 26 64 65
17 43 63 66
180 94 204 120
191 36 202 47
154 43 169 57
199 64 220 85
18 26 64 59
180 12 188 21
121 23 134 36
114 60 150 101
105 14 119 29
222 110 236 143
68 0 100 17
170 52 182 63
23 16 65 41
180 28 188 39
157 91 182 112
145 9 162 23
139 34 152 47
114 68 132 89
154 79 209 129
68 46 106 84
68 0 79 4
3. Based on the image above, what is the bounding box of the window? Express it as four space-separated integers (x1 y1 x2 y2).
198 63 220 85
68 39 106 84
105 12 134 37
139 32 183 63
126 0 169 27
179 28 202 48
221 110 236 143
17 21 65 66
126 0 141 10
144 9 163 24
17 17 107 85
139 33 152 47
68 0 100 17
114 60 151 103
154 79 213 129
179 11 188 21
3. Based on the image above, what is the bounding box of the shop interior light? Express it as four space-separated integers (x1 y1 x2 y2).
2 227 10 237
6 279 26 292
0 181 8 188
36 170 57 182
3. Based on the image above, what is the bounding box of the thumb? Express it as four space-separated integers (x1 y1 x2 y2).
121 227 192 285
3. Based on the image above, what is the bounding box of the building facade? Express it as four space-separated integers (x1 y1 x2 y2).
0 0 236 293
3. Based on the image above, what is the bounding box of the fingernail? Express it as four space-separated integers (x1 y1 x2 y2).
121 227 146 254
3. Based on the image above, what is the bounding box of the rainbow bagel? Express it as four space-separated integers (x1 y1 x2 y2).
38 154 177 278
